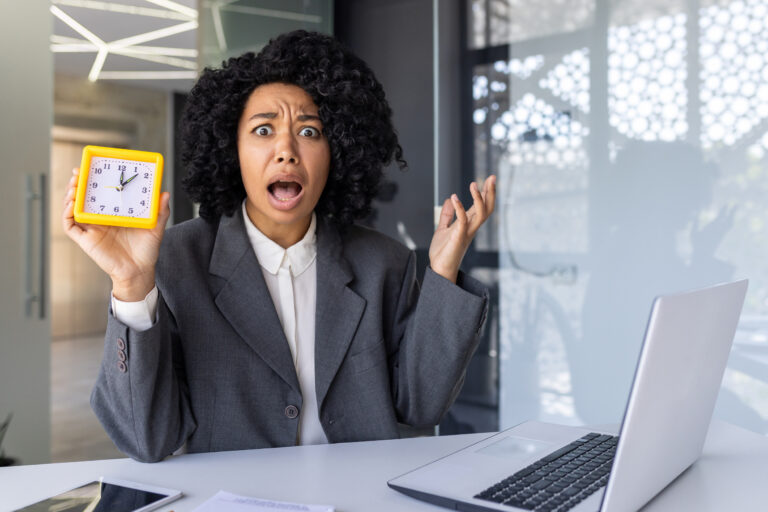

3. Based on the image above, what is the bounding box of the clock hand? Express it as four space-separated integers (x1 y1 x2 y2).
120 169 124 185
122 173 139 186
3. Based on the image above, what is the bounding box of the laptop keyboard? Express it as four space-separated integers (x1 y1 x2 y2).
474 432 618 512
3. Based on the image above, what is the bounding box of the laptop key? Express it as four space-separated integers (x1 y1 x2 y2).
475 433 618 510
523 474 542 485
541 443 579 463
515 466 537 478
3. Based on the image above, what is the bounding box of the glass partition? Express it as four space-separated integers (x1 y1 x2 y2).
466 0 768 433
199 0 333 69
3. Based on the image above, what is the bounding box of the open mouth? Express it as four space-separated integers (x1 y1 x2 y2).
268 180 303 202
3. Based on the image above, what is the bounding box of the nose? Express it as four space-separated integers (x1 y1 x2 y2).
275 151 298 164
274 133 299 165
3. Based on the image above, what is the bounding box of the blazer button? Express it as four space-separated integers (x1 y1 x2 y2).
284 405 299 419
116 337 126 350
117 361 127 373
117 350 126 362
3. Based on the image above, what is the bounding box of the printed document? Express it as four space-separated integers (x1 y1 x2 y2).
192 490 334 512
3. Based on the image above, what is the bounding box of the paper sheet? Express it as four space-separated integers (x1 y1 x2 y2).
192 490 335 512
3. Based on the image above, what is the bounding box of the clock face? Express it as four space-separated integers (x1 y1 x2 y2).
83 157 156 219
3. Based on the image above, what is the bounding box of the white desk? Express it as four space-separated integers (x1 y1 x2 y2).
2 420 766 511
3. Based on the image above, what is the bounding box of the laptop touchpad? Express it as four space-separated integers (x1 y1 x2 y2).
476 436 554 460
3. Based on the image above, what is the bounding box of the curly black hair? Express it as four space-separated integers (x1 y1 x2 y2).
180 30 406 224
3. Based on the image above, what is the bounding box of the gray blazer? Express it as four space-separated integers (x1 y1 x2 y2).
91 208 489 462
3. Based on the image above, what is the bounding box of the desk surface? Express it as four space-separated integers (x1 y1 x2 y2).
2 420 767 512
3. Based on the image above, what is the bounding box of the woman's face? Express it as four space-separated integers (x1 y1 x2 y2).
237 82 330 248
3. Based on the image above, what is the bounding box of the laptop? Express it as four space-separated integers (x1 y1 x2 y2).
388 279 748 512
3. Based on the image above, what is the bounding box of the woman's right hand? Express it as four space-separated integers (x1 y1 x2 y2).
62 167 171 302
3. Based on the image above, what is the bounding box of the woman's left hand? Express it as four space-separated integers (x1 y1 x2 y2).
429 175 496 283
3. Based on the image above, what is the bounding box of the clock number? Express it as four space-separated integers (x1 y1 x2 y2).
143 173 149 179
100 205 106 211
104 163 111 169
114 207 120 213
92 183 98 188
95 168 103 174
140 200 146 206
128 208 134 214
90 196 96 202
142 187 148 193
118 165 126 171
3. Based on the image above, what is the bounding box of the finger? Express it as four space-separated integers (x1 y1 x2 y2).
64 178 77 205
482 175 497 216
451 194 468 230
152 191 172 236
468 181 484 229
437 198 454 230
64 172 79 205
62 196 84 241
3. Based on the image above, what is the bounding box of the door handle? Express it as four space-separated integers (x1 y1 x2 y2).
24 173 46 319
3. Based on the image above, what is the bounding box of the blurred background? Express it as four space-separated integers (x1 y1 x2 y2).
0 0 766 465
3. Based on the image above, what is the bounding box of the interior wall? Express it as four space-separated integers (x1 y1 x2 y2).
334 0 435 250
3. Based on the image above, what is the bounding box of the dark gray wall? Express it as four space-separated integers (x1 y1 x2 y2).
335 0 435 250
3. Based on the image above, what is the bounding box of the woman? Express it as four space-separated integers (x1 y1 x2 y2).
63 30 496 463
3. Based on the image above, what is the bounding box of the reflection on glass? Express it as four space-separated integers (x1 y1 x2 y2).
199 0 332 68
468 0 594 49
470 0 768 433
699 2 768 149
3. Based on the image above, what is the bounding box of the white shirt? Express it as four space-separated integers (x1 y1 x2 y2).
112 204 328 446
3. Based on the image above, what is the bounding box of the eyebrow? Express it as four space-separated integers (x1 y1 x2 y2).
248 112 277 121
247 112 322 123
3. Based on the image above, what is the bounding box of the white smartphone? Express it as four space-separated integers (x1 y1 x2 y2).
13 477 182 512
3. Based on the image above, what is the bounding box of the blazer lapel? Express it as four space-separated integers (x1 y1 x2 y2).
314 217 366 409
209 209 300 394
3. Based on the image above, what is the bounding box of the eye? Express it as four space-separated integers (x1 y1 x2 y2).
299 126 320 137
253 125 273 136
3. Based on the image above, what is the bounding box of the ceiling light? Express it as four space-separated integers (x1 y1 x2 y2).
116 45 197 58
51 35 89 44
110 49 197 69
51 35 198 57
51 43 97 53
98 71 197 80
51 0 192 21
51 1 199 86
144 0 198 19
50 5 105 49
89 47 109 81
110 20 198 49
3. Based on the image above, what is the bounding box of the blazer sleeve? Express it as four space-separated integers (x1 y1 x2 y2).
390 252 489 427
90 292 196 462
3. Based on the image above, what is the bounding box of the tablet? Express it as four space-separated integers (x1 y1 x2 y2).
13 477 182 512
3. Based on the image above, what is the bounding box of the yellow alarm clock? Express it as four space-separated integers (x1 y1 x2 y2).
74 146 164 229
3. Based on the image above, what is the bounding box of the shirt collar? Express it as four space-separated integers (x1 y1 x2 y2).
241 201 317 276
